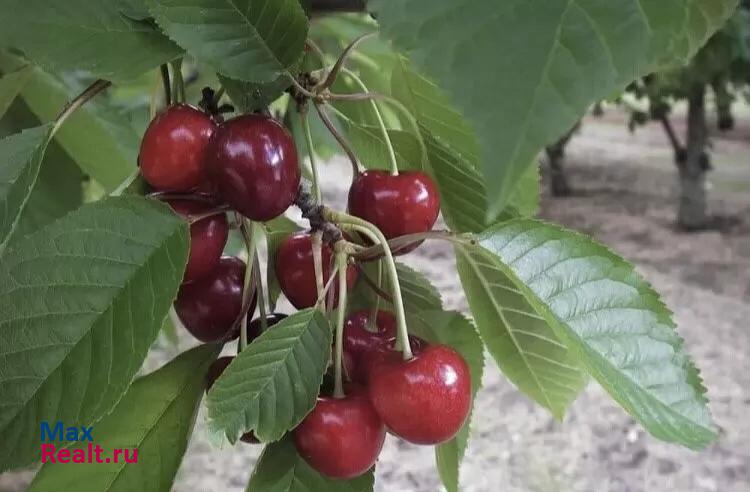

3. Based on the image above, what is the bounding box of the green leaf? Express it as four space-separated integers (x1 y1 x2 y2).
391 59 536 231
0 66 31 120
472 219 716 449
374 0 737 219
0 0 181 82
0 124 52 252
0 196 189 472
265 216 301 310
146 0 309 83
28 344 220 492
407 311 484 492
455 238 586 419
247 436 374 492
219 74 292 113
206 309 332 443
0 53 140 190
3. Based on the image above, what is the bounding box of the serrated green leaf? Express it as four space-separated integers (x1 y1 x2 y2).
265 216 301 310
206 309 331 443
0 53 140 190
28 344 219 492
455 239 586 419
407 311 484 492
0 66 31 120
390 59 536 231
0 124 52 252
473 219 716 449
0 0 181 82
374 0 737 219
146 0 309 83
0 196 189 472
247 436 374 492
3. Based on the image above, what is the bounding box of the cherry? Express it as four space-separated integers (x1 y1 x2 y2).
206 356 259 444
348 170 440 254
139 104 216 191
174 256 255 342
293 386 385 479
275 232 358 309
165 199 228 283
355 334 428 385
206 114 300 221
342 310 396 383
368 344 471 445
246 312 288 341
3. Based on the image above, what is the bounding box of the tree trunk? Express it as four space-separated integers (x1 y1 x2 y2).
677 85 709 230
545 122 579 196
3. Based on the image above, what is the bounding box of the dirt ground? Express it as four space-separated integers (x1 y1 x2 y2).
1 107 748 491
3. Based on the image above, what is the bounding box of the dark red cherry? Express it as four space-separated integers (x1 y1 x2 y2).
206 114 300 221
368 344 471 445
246 312 288 341
348 170 440 254
275 232 358 309
293 387 385 479
174 256 255 342
139 104 216 191
165 199 228 283
206 356 259 444
342 310 396 383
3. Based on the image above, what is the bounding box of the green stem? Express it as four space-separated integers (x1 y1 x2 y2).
171 60 185 103
341 68 398 175
160 64 172 106
110 168 140 197
239 218 260 351
312 231 325 308
329 211 412 359
52 79 111 137
301 109 322 203
366 260 382 333
314 102 360 177
252 247 268 332
333 250 348 399
315 261 340 311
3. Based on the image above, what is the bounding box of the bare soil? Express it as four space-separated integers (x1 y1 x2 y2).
1 107 748 492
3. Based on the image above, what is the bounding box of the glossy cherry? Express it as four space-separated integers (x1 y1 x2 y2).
293 386 385 479
139 104 216 191
275 232 358 309
206 356 259 444
174 256 255 342
356 334 428 385
348 170 440 254
206 114 300 221
368 344 471 445
165 199 228 283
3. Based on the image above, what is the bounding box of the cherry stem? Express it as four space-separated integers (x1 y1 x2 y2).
333 248 349 399
312 230 326 311
327 210 412 360
110 168 140 197
305 39 327 67
316 32 376 94
53 79 111 137
355 230 473 261
238 217 260 351
356 263 393 303
160 64 172 106
300 108 322 203
315 259 340 311
171 60 186 103
252 247 268 333
341 68 398 175
366 260 382 333
313 102 360 177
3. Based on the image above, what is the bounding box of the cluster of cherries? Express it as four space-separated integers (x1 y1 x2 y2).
139 100 471 480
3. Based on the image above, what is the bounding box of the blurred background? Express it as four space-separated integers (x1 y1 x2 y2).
1 7 749 492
